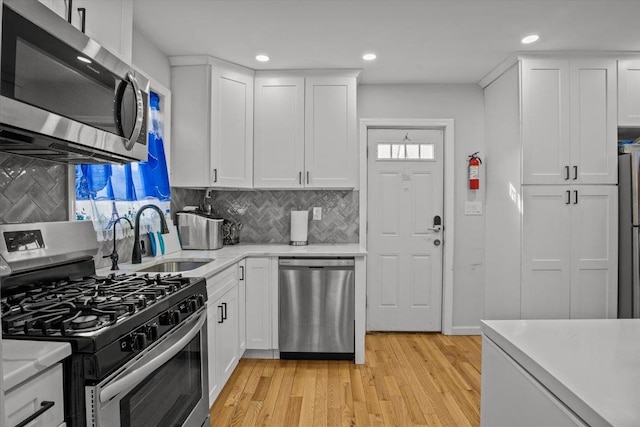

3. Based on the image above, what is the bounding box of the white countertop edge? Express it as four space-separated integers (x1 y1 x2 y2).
481 320 618 427
3 340 71 391
101 243 367 279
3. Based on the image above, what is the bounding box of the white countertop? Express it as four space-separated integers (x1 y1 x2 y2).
481 319 640 427
2 340 71 391
102 243 366 278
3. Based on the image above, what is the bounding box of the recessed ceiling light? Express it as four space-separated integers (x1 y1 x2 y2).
256 54 270 62
363 53 377 61
521 34 540 44
77 56 92 64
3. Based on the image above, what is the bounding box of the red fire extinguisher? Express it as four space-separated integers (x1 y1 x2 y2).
468 152 482 190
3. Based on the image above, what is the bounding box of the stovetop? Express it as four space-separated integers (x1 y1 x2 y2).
1 272 206 351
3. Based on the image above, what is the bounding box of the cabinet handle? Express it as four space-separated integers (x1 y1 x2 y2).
77 7 86 33
218 305 224 323
574 190 578 204
573 165 578 180
67 0 73 23
222 302 227 320
306 171 310 185
566 190 571 204
213 169 218 183
565 166 570 180
239 265 244 280
298 171 302 185
15 401 55 427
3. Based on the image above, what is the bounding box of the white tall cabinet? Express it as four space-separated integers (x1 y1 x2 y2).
484 54 618 320
253 71 359 189
170 56 254 189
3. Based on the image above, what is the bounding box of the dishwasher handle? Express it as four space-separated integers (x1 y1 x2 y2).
279 258 354 268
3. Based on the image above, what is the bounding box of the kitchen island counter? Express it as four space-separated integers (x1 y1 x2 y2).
482 319 640 427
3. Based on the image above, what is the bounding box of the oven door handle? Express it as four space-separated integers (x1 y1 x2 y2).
99 310 206 403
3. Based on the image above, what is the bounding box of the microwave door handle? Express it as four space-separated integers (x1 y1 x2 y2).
119 72 144 151
98 310 206 403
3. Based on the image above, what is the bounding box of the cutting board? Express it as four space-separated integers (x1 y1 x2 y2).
163 225 182 254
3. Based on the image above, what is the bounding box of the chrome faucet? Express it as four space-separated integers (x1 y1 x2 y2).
131 204 170 264
103 217 134 270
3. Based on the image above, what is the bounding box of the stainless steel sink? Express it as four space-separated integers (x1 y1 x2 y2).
136 259 214 273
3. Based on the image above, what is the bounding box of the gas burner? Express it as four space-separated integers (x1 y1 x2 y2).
71 315 99 330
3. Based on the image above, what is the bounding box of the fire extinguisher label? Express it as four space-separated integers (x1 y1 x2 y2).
469 165 479 179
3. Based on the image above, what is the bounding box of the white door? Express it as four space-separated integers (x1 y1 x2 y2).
367 128 444 331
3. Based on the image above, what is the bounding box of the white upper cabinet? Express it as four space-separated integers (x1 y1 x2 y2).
254 77 306 188
38 0 133 62
254 71 359 189
521 57 617 185
618 59 640 127
170 56 254 188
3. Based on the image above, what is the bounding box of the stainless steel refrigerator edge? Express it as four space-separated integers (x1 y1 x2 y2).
279 258 355 359
618 146 640 318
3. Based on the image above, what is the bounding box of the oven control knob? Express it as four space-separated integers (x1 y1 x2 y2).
147 323 159 341
171 310 181 324
133 332 147 351
188 299 198 313
159 312 172 325
196 294 205 308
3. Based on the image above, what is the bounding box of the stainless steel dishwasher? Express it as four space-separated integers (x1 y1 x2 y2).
279 258 355 360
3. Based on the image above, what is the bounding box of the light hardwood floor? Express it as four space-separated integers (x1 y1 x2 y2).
209 333 482 426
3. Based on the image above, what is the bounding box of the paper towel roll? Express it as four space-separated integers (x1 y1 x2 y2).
290 210 309 245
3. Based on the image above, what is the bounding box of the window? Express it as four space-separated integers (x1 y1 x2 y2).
376 142 436 161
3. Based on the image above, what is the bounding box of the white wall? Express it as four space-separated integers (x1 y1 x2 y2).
358 84 485 332
132 27 171 89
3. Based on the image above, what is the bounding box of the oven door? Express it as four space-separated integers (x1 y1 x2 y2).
0 0 148 162
87 310 209 427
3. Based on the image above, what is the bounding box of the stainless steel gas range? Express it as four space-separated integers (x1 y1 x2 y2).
0 221 210 427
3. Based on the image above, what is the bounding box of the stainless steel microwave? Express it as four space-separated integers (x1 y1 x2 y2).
0 0 149 164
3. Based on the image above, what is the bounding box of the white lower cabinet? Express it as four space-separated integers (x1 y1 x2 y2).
4 363 66 427
521 185 618 319
206 264 239 406
245 257 274 350
481 336 587 426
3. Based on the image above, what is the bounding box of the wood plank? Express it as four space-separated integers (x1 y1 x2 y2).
209 333 482 426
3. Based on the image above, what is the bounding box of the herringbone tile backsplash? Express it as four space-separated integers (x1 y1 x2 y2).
0 154 68 223
172 188 359 244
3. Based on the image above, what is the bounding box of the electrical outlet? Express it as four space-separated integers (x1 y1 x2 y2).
312 207 322 220
464 201 483 215
205 189 212 198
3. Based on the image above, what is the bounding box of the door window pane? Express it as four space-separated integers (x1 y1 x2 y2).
376 142 436 161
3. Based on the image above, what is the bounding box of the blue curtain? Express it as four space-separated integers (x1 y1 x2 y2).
75 91 170 201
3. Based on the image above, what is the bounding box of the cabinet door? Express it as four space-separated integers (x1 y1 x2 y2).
210 66 254 188
216 286 239 387
38 0 69 19
570 186 618 318
304 76 357 188
618 59 640 127
521 59 571 185
245 257 272 349
73 0 133 62
570 59 617 184
254 77 305 188
170 65 212 187
206 300 220 405
238 259 246 355
522 186 572 319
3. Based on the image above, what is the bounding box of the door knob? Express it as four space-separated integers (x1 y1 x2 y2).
434 239 441 246
428 215 442 232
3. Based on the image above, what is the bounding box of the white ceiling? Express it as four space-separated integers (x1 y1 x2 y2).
132 0 640 84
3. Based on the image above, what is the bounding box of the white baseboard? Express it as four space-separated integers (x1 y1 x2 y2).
242 349 278 359
449 326 481 336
